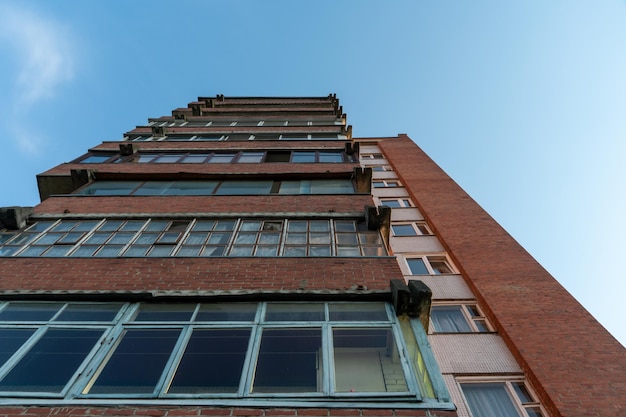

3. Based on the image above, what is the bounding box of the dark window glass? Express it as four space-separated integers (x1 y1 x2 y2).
253 328 322 393
407 258 429 275
328 303 388 321
80 155 114 163
88 329 181 394
0 328 36 365
265 304 325 321
319 152 344 163
0 328 103 392
168 329 251 393
265 151 290 162
0 303 63 321
215 181 273 195
133 305 195 322
195 304 257 321
55 304 123 322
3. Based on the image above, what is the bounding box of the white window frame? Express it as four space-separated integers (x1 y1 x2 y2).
391 222 432 236
429 302 492 333
405 255 456 275
379 198 413 208
458 377 546 417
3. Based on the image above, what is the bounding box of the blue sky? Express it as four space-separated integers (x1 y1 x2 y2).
0 1 624 346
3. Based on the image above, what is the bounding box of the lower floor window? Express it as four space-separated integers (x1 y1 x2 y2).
460 379 545 417
0 301 438 402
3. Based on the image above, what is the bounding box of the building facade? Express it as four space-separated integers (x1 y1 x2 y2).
0 95 623 417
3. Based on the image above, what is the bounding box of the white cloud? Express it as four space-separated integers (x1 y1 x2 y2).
0 3 75 152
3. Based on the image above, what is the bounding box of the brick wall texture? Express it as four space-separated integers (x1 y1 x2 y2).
378 134 626 417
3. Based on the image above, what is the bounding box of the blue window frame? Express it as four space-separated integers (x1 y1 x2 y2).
0 301 450 407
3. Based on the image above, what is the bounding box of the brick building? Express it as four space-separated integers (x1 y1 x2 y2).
0 95 623 417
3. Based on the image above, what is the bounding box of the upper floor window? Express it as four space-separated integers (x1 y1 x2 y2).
379 198 413 208
0 301 441 404
75 179 356 197
459 379 545 417
129 134 346 142
406 256 455 275
373 180 400 188
430 304 491 333
392 222 432 236
361 153 384 159
0 218 386 258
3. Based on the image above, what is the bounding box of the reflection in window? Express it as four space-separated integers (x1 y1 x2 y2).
0 301 442 403
460 380 545 417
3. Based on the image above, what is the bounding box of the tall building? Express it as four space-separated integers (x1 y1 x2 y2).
0 95 623 417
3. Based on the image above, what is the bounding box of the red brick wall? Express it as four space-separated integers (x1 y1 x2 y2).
33 195 372 215
0 257 401 292
0 406 458 417
378 134 626 417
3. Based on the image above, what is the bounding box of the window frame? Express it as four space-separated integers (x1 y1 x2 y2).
429 303 492 334
405 256 456 275
0 218 386 258
458 377 546 417
391 222 432 237
0 301 449 405
379 198 413 208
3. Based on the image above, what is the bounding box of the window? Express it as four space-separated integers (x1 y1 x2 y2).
373 180 400 188
76 154 117 163
379 198 413 208
392 223 431 236
0 218 386 258
361 153 384 159
76 179 356 196
430 304 491 333
371 165 392 172
406 256 455 275
104 151 349 164
0 301 440 403
459 379 545 417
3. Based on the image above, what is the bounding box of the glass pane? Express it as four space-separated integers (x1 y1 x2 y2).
215 181 273 195
0 328 103 392
392 225 417 236
380 200 401 208
79 181 140 196
55 304 123 322
283 246 306 256
41 246 72 257
309 221 330 232
195 304 257 321
201 246 226 256
80 155 113 163
253 328 322 393
336 247 360 256
207 232 232 244
429 258 453 274
238 152 264 163
208 154 235 163
255 246 278 256
431 306 472 333
329 303 388 321
291 152 316 163
512 381 533 403
336 234 358 245
240 221 261 231
87 329 180 394
0 328 36 365
333 328 407 392
310 180 353 194
309 246 331 256
0 303 63 321
214 220 236 231
164 181 219 196
193 220 215 231
133 304 195 321
181 155 209 163
168 329 251 393
407 258 429 275
334 221 356 232
461 383 521 417
265 304 325 321
318 152 344 163
287 221 307 232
